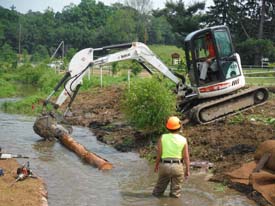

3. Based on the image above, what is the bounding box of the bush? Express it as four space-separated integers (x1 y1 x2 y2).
236 38 275 64
1 94 44 115
16 64 60 87
0 79 17 97
121 76 177 134
0 43 17 63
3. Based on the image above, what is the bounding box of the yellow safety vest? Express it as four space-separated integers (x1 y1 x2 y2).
161 133 186 159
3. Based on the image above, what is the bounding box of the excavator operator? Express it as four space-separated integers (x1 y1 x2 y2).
200 33 217 81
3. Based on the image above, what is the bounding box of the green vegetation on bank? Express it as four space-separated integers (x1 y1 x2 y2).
121 76 177 134
0 79 17 98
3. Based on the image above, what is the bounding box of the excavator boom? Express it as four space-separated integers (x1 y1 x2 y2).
48 42 183 111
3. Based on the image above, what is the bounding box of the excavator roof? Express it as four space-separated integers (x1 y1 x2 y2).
184 25 228 42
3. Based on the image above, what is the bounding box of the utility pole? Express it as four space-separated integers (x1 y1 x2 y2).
18 23 22 63
50 41 64 60
50 41 65 73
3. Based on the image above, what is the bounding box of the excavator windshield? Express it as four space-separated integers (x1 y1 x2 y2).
213 28 241 80
213 29 233 57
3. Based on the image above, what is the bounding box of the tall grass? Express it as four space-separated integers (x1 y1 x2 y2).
0 79 17 97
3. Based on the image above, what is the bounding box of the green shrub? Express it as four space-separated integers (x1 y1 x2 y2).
121 76 177 134
1 94 44 115
37 71 61 93
0 79 17 97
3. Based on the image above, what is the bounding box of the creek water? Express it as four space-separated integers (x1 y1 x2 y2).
0 106 257 206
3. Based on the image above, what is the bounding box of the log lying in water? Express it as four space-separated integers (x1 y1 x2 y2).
33 114 113 170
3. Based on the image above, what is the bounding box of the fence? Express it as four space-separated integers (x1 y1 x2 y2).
84 64 275 87
243 65 275 86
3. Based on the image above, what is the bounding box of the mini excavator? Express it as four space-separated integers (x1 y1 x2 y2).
40 25 268 124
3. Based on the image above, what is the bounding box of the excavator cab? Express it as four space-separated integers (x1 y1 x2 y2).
184 26 244 98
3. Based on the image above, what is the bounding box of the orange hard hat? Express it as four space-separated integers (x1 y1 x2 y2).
166 116 181 130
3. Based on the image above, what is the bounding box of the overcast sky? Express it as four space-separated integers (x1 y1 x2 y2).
0 0 214 13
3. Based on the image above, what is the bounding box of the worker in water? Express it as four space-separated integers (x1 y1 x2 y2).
200 33 217 81
152 116 190 198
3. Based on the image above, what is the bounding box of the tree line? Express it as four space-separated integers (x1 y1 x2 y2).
0 0 275 65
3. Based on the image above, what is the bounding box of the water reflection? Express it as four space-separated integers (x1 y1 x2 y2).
32 140 55 161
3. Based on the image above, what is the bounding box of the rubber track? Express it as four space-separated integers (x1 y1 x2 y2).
189 87 269 124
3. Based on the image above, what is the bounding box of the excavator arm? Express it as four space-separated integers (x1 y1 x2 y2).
44 42 186 114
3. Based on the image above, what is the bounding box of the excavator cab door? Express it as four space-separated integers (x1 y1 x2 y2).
185 26 242 88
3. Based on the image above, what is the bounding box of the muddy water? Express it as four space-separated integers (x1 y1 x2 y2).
0 109 257 206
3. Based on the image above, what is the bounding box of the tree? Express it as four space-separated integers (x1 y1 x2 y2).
0 22 5 47
208 0 275 64
31 45 49 62
236 38 275 65
148 16 176 44
153 0 206 46
208 1 275 41
124 0 153 43
0 43 17 63
103 9 137 44
124 0 152 14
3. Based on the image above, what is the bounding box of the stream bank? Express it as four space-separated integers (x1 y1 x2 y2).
0 159 48 206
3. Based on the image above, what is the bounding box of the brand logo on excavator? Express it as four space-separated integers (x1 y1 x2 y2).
232 79 239 86
121 53 130 59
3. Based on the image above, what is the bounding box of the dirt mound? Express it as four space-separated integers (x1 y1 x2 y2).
64 85 125 126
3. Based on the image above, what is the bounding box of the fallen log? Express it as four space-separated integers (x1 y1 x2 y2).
33 114 113 170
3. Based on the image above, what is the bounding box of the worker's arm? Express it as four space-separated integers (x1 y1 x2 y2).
154 137 162 173
182 142 190 178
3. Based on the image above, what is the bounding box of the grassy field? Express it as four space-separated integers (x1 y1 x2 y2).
149 44 185 66
243 68 275 86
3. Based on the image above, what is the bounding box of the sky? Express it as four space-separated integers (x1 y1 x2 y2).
0 0 214 14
